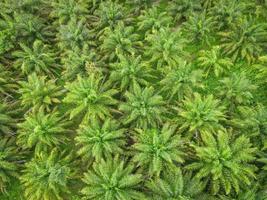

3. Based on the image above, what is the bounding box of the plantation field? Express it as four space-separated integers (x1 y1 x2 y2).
0 0 267 199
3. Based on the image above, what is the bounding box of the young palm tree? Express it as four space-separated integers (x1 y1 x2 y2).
57 17 90 51
160 60 203 101
75 118 126 161
81 155 145 200
145 28 186 70
182 12 216 46
100 22 141 62
0 65 17 98
197 45 233 77
21 149 74 200
228 104 267 140
91 0 126 34
109 54 153 91
137 7 173 34
146 168 209 200
167 0 202 22
0 101 17 136
12 40 59 76
0 137 21 193
217 72 257 107
63 74 118 122
61 44 97 81
19 73 63 112
50 0 88 24
177 93 226 137
119 83 166 128
17 109 69 154
210 0 245 30
0 14 16 55
13 12 51 43
132 123 184 176
253 55 267 83
219 17 267 63
187 130 257 195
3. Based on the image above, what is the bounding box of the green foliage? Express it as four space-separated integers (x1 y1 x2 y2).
219 17 267 63
0 102 17 136
12 40 58 75
57 18 90 51
145 28 186 70
132 123 184 176
146 168 206 200
217 72 257 107
119 83 165 128
100 22 141 61
61 44 97 81
168 0 202 21
137 7 172 34
92 0 125 33
75 118 125 161
0 65 17 98
183 12 216 46
198 45 233 77
51 0 88 24
20 149 74 200
160 60 203 101
81 155 144 200
17 110 68 154
19 73 63 112
109 54 153 91
0 137 20 193
63 74 118 122
0 0 267 198
187 130 257 195
210 0 245 30
177 93 226 136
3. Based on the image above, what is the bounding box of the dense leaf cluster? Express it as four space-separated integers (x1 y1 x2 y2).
0 0 267 199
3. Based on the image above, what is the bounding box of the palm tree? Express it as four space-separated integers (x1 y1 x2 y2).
197 45 233 77
61 44 98 81
219 17 267 63
81 155 145 200
160 60 203 101
12 40 59 76
0 65 17 98
50 0 88 24
146 168 210 200
145 27 186 70
0 14 16 55
18 73 63 112
132 123 184 177
57 17 90 51
17 109 69 154
119 83 165 128
109 54 154 91
137 7 172 34
217 72 257 108
210 0 246 30
187 130 257 195
100 22 141 62
167 0 202 22
0 101 17 136
21 149 74 200
75 118 126 161
91 0 126 35
177 93 226 137
63 74 118 122
182 12 216 46
13 12 52 44
0 137 21 193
